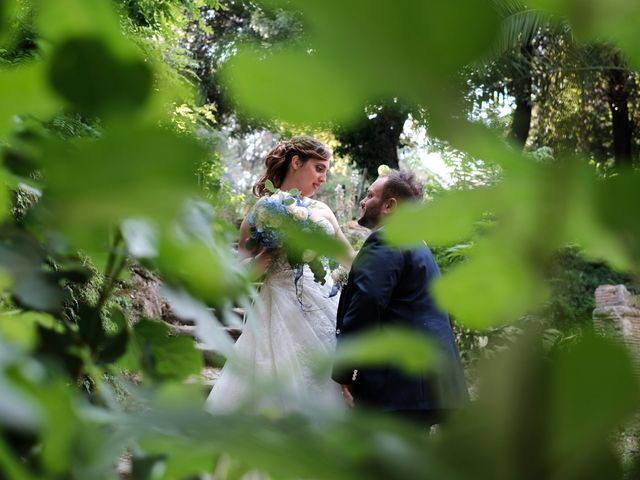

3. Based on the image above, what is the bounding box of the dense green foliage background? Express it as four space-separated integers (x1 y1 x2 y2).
0 0 639 479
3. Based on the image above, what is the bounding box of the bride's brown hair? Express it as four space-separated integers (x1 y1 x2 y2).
252 136 332 197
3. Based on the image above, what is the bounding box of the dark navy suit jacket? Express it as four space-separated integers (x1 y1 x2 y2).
332 229 468 413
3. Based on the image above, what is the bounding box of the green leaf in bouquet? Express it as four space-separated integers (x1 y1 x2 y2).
265 179 276 192
307 257 327 285
283 196 296 206
288 188 300 197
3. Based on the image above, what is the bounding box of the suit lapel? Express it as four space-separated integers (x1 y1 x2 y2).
336 230 379 329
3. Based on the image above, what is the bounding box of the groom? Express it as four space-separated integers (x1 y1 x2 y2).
332 169 468 425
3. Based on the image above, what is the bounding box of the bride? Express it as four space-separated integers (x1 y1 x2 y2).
205 136 356 415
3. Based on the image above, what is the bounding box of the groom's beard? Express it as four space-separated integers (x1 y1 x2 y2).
358 205 381 229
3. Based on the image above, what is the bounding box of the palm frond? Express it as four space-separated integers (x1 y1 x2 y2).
495 9 566 55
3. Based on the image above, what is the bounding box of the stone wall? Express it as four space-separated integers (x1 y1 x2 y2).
593 284 640 373
593 284 640 468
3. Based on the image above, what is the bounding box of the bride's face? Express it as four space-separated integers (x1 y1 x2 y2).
290 157 330 197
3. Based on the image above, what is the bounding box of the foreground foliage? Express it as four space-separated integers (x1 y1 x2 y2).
0 0 639 479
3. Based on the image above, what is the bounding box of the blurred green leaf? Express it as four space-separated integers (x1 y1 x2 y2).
0 311 39 349
433 241 549 329
39 381 79 474
384 188 494 247
527 0 640 68
224 47 367 124
0 167 11 222
137 437 215 479
0 0 19 48
131 454 167 480
0 344 41 432
333 327 441 376
597 170 640 268
95 309 129 365
224 0 500 124
157 235 246 307
37 0 131 52
121 218 158 259
551 334 640 464
48 37 152 116
0 434 36 480
129 319 203 382
0 229 70 313
39 126 204 248
0 62 62 138
281 215 348 260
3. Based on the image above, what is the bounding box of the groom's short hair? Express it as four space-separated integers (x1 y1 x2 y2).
380 170 423 202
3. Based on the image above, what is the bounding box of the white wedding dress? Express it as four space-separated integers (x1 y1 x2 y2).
205 218 343 416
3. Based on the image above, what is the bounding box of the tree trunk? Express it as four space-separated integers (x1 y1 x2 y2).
607 54 632 167
334 103 409 184
509 94 532 148
509 43 534 150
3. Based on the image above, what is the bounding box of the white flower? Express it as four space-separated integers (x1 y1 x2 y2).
331 269 341 282
286 204 309 221
477 336 489 348
271 191 289 203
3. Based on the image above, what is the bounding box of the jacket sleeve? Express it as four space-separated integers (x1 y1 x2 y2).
332 235 404 384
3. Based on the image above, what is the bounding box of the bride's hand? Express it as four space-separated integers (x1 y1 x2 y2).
253 248 274 272
340 384 354 407
240 248 274 279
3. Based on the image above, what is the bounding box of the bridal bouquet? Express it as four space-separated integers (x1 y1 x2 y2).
245 181 328 284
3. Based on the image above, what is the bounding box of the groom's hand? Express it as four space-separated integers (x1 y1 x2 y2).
340 384 354 407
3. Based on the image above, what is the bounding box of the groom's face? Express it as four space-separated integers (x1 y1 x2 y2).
357 177 388 229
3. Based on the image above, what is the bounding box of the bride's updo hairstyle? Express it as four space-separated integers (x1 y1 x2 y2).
252 136 332 197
